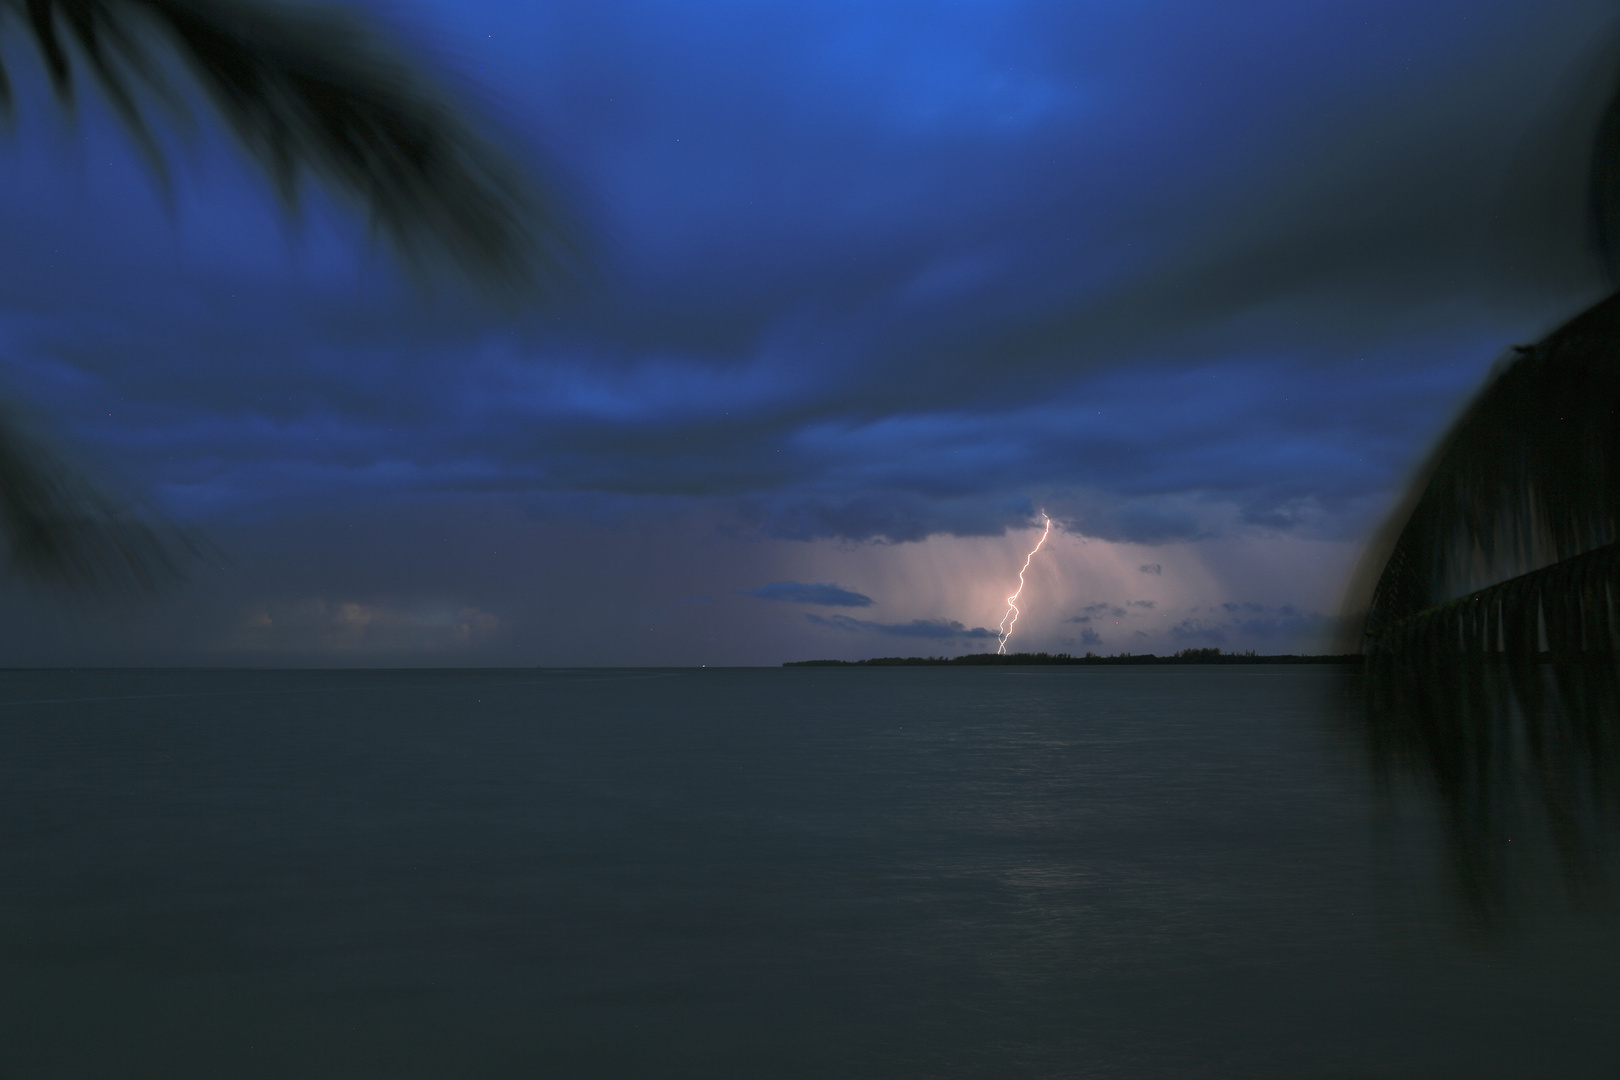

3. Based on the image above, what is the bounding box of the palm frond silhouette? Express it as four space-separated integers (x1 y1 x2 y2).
1347 32 1620 657
1343 23 1620 919
0 0 584 595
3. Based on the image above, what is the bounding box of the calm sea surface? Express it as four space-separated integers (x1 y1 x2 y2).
0 666 1616 1078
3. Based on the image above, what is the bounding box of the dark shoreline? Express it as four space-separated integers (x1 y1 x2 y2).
784 650 1363 667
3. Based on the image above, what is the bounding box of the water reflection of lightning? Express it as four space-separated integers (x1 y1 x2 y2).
997 514 1052 654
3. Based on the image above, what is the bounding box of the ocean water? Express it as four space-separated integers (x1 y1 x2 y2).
0 665 1616 1078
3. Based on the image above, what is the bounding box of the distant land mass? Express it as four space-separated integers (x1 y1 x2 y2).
783 648 1362 667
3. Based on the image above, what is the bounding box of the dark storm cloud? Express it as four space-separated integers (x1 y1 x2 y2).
805 613 997 640
740 491 1037 543
0 0 1613 597
741 581 873 607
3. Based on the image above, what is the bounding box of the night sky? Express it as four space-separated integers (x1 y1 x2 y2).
0 0 1614 665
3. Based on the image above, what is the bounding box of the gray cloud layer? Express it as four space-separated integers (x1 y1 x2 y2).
805 614 998 640
741 581 874 607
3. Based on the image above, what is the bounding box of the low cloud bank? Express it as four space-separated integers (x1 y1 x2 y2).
741 581 874 607
806 613 998 640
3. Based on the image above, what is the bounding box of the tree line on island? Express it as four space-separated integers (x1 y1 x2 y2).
784 647 1361 667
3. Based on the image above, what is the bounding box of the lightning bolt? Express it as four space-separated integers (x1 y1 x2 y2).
997 514 1052 654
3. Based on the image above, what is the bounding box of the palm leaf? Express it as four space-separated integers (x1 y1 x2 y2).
1591 48 1620 283
0 0 586 595
1346 24 1620 651
1361 650 1620 920
1347 290 1620 649
0 406 183 595
0 0 586 293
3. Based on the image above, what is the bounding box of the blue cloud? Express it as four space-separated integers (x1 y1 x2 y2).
0 0 1591 666
741 581 873 607
3 0 1543 550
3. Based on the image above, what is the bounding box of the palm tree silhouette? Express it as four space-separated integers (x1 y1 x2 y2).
1342 24 1620 917
1345 34 1620 659
0 0 583 594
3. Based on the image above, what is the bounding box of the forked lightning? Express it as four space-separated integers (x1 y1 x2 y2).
997 514 1052 654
